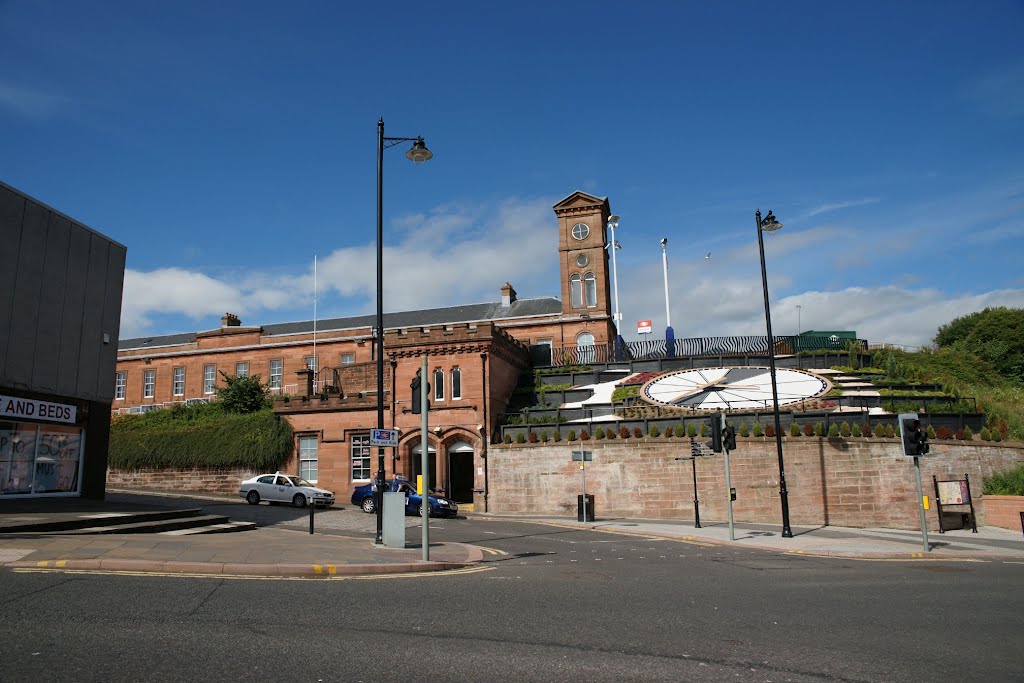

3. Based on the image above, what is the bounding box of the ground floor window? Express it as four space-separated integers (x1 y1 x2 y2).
1 421 84 496
299 435 318 482
351 433 371 481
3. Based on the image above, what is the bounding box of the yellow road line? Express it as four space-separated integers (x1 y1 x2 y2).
478 546 509 556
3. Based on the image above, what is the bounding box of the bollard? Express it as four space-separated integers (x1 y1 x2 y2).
309 497 314 535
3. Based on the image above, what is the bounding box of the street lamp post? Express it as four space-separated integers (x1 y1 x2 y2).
607 215 622 359
660 237 675 357
375 117 432 545
756 209 793 538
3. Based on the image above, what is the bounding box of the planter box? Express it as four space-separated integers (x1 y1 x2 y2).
981 495 1024 531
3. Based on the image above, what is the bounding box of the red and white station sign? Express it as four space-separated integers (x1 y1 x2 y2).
637 320 652 334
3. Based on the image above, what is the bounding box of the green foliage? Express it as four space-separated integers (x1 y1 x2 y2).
873 424 885 437
852 423 862 437
699 423 708 437
540 430 549 443
840 421 851 437
815 422 826 437
789 423 801 437
982 463 1024 496
934 307 1024 382
828 423 840 438
752 421 763 437
595 427 605 440
567 429 577 441
515 433 526 444
686 423 697 438
980 427 992 441
649 424 660 438
553 430 561 442
503 434 512 444
739 423 749 437
884 424 895 438
109 404 292 470
611 385 639 402
962 425 974 440
216 372 270 413
927 424 936 439
676 424 687 438
535 365 592 376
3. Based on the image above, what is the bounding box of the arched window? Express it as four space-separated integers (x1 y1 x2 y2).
584 272 597 308
450 367 462 400
570 274 583 308
433 368 444 401
576 332 596 363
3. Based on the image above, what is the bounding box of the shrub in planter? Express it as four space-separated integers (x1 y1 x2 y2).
739 423 750 437
884 424 895 438
936 426 953 440
649 424 660 438
815 423 826 437
828 424 840 438
752 421 763 437
595 427 605 440
633 427 643 439
790 423 802 437
686 423 697 438
528 431 539 443
765 424 776 438
873 424 885 438
503 434 512 444
862 422 872 437
963 425 974 440
852 423 862 437
840 421 851 437
580 429 590 441
676 424 687 438
981 427 992 441
553 430 562 442
620 426 630 439
568 429 577 441
515 433 526 444
540 430 549 443
606 428 616 440
803 423 815 437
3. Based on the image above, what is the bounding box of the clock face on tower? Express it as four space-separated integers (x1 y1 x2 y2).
640 367 831 412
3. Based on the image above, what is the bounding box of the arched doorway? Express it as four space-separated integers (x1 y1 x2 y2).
576 331 596 363
446 441 475 504
411 441 437 491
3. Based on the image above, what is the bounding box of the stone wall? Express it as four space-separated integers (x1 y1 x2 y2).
980 495 1024 532
107 467 259 496
487 437 1024 531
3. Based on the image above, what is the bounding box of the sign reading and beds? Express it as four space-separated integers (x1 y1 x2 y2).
1 395 76 424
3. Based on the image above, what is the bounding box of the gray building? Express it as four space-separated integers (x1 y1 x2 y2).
1 181 126 499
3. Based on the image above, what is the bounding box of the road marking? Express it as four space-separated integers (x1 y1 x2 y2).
478 546 508 556
12 564 494 581
313 564 337 575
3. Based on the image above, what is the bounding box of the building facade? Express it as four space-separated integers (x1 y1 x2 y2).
113 191 616 509
1 181 126 500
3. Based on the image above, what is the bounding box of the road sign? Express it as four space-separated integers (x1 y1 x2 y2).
638 320 652 334
571 450 593 462
370 428 398 447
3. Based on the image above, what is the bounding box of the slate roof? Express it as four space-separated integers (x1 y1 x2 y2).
119 297 564 351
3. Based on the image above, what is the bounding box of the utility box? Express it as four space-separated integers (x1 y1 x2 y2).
577 494 595 522
382 492 406 548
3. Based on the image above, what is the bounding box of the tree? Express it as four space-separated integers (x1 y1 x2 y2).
934 307 1024 382
216 372 269 413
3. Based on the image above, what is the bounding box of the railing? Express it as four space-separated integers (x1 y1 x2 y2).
533 335 868 367
113 397 212 416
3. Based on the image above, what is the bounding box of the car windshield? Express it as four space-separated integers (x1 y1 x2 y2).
286 477 313 487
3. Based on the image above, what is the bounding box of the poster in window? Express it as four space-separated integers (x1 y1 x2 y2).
1 423 37 494
34 426 82 493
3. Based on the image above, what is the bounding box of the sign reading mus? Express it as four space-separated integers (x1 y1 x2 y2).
0 395 77 424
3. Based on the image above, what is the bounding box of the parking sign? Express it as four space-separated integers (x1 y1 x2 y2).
370 428 398 447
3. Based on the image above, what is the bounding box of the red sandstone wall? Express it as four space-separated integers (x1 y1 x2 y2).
487 438 1024 531
981 496 1024 531
107 466 260 496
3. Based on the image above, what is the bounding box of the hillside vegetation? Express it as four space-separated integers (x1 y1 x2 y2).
109 402 293 470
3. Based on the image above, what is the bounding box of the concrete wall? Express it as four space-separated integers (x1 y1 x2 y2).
488 437 1024 531
0 181 126 403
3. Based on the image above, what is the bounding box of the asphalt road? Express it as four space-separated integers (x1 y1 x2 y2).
1 495 1022 682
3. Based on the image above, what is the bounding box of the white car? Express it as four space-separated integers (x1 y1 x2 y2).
238 473 335 508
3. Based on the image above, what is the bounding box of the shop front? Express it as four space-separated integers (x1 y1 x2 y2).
1 395 86 498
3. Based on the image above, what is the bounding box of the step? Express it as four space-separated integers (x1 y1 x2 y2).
160 520 257 535
0 508 205 534
61 514 236 535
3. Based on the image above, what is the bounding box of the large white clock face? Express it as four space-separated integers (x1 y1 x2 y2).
640 367 831 411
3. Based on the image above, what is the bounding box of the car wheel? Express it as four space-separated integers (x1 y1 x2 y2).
417 504 431 517
246 490 260 505
292 493 307 508
360 497 375 514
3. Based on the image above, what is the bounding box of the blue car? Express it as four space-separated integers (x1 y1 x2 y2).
350 478 459 518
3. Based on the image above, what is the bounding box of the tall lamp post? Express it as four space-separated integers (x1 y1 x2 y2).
756 209 793 538
607 215 622 358
660 237 675 357
375 117 432 545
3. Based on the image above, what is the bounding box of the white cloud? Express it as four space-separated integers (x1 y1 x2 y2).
0 82 69 120
120 268 243 338
805 197 880 217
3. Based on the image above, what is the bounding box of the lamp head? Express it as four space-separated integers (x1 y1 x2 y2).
406 137 433 164
761 210 783 232
660 237 668 246
607 214 620 229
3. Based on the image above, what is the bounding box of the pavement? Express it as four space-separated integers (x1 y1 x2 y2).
1 491 1022 578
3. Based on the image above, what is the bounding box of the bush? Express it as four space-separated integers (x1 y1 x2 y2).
927 424 937 439
789 423 801 437
567 429 577 441
633 427 643 438
862 422 872 437
607 427 618 440
620 426 630 439
852 423 862 437
580 429 590 441
676 424 687 438
983 463 1024 495
803 423 815 437
884 424 895 438
595 427 605 440
540 430 549 443
553 430 562 442
962 425 974 440
515 433 526 444
980 427 992 441
503 434 512 444
216 372 270 413
765 424 776 438
874 424 885 437
993 429 1003 442
686 423 697 438
816 423 826 437
739 423 749 437
936 426 953 440
649 424 660 438
828 424 840 438
752 421 763 437
840 422 851 437
528 431 538 443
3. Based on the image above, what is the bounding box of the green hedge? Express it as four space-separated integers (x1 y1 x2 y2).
109 404 293 470
983 463 1024 496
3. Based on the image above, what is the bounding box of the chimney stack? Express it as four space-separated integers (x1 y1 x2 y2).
221 312 241 327
500 282 517 307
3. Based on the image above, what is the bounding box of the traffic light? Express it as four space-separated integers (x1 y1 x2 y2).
710 416 723 453
410 376 431 414
900 416 929 456
914 427 930 455
724 425 737 451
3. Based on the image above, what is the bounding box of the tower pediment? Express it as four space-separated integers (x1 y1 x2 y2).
553 191 608 215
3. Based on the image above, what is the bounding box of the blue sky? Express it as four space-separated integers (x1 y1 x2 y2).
3 1 1023 347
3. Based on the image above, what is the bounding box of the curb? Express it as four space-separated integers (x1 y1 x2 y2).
6 558 479 577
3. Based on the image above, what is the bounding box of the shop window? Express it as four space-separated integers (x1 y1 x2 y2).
351 433 371 481
299 435 318 482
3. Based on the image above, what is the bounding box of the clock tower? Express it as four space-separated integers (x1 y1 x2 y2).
552 191 615 343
